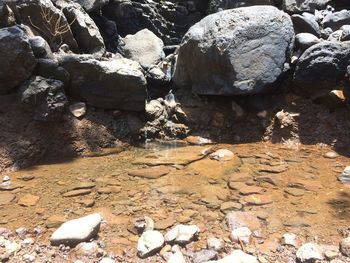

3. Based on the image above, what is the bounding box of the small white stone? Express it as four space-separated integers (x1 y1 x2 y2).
22 254 35 262
167 251 186 263
296 243 323 263
281 233 297 247
230 227 252 245
69 102 86 118
207 237 223 251
164 224 200 244
99 258 116 263
137 230 164 258
2 175 10 182
210 149 234 161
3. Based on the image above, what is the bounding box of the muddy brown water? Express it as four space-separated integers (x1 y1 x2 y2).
1 141 350 260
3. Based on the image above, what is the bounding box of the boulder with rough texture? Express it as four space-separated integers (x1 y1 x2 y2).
73 0 109 12
18 76 68 121
295 33 320 51
296 243 323 262
29 36 54 59
120 29 165 69
291 13 321 37
208 0 273 14
0 3 16 28
0 25 37 94
103 0 201 45
137 230 164 258
59 54 147 111
173 6 294 95
50 213 102 247
283 0 331 13
62 3 105 56
323 10 350 31
34 58 70 87
294 41 350 94
16 0 78 52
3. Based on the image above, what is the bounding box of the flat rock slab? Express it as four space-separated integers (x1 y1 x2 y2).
288 179 322 191
128 166 171 179
0 193 15 205
239 186 265 195
258 165 288 173
226 211 261 231
133 146 212 166
241 194 273 206
65 182 96 192
62 189 92 197
18 194 40 206
284 187 305 197
50 213 102 247
97 186 122 194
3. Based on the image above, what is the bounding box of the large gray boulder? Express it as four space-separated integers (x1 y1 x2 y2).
18 76 68 121
173 6 294 96
16 0 78 52
283 0 331 13
0 25 37 94
323 10 350 31
208 0 273 14
72 0 109 12
59 54 147 111
294 41 350 94
291 13 321 37
62 3 105 56
119 29 165 69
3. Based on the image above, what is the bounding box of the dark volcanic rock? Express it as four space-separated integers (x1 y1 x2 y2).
323 9 350 31
18 76 68 121
173 6 294 95
0 25 37 94
294 41 350 94
208 0 273 14
59 54 147 111
291 13 321 37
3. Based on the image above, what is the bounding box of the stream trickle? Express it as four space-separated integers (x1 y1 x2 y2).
1 141 350 261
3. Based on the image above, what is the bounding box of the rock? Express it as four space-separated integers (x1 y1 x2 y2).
338 166 350 184
173 6 294 95
284 187 305 196
208 0 272 13
75 241 99 257
230 227 252 244
291 13 321 37
73 0 109 13
0 193 15 205
22 254 35 262
103 0 201 45
128 166 171 179
99 258 116 263
50 213 102 247
18 76 68 121
0 25 36 94
137 230 164 258
145 99 167 120
288 178 322 191
69 102 86 118
241 194 273 206
168 251 186 263
226 211 260 231
210 149 234 161
340 237 350 256
97 186 121 194
185 136 213 145
328 30 343 42
62 189 92 197
220 201 242 212
66 182 96 191
164 224 199 244
323 10 350 31
207 237 223 251
193 249 218 263
133 216 154 234
120 29 165 69
16 0 78 52
207 249 258 263
29 36 53 59
295 33 320 52
341 25 350 41
283 0 330 13
46 215 66 228
294 40 350 93
281 233 298 247
155 218 176 230
16 227 27 239
59 54 147 111
34 58 70 87
325 250 338 260
62 3 105 56
0 3 16 28
17 194 40 207
296 243 323 262
239 186 265 195
324 151 339 159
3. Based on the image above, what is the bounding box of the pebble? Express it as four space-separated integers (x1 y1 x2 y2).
209 249 258 263
17 194 40 206
210 149 234 161
220 201 242 212
62 189 91 197
325 250 339 260
128 166 171 179
50 213 102 247
133 216 154 234
97 186 121 194
296 243 323 263
75 242 99 256
164 224 200 244
284 187 305 197
239 186 265 195
340 237 350 256
46 215 66 228
137 230 164 258
99 258 116 263
193 249 218 263
281 233 298 247
230 227 252 245
22 254 35 262
69 102 86 118
207 237 223 251
15 227 27 239
241 194 273 206
168 251 186 263
323 151 339 159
